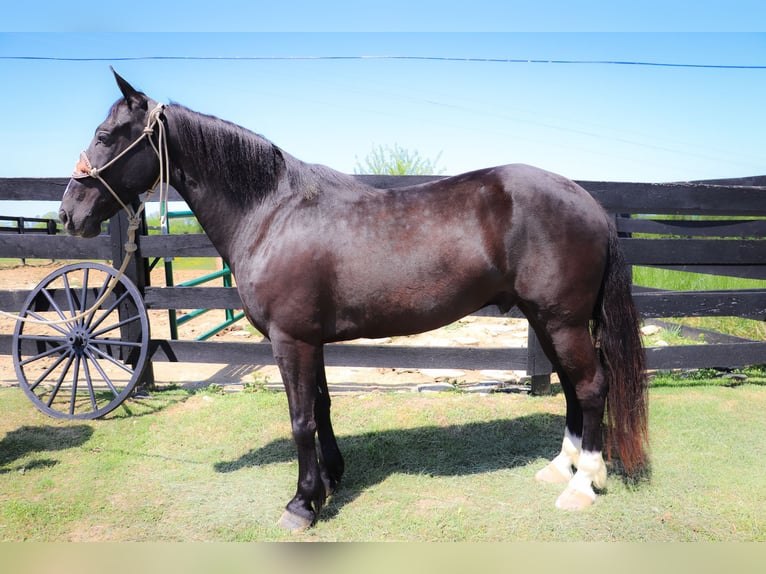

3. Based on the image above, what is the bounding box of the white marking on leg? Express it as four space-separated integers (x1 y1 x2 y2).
553 429 582 473
572 450 606 490
555 450 607 510
536 429 581 483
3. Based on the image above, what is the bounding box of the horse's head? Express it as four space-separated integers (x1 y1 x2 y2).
59 69 164 237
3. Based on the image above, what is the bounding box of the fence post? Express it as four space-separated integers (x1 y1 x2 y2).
18 216 26 265
109 204 155 390
526 325 552 395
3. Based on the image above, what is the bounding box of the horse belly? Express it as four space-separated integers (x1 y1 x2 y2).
330 244 505 341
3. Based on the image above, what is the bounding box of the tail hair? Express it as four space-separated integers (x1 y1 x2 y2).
592 223 649 477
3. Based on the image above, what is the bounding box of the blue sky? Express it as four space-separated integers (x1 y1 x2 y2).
1 3 765 217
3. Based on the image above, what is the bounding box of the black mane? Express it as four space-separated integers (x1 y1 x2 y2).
167 103 365 207
167 103 286 207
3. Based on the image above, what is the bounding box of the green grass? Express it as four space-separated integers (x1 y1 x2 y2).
633 266 766 342
633 266 766 292
2 375 765 541
650 365 766 388
164 257 220 271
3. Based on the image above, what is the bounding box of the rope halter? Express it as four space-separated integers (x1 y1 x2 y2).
72 102 169 231
0 102 170 326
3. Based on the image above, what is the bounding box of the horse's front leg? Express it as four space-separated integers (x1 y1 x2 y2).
271 334 327 532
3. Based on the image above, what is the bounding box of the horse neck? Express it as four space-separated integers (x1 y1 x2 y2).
162 106 283 265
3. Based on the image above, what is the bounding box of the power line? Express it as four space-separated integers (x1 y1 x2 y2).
1 54 765 69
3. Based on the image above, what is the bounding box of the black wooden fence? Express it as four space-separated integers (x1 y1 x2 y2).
1 174 765 395
0 214 58 265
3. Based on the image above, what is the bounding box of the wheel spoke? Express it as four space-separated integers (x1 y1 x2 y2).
19 342 70 367
29 351 72 391
45 352 75 407
91 337 143 348
87 290 131 332
83 348 121 398
69 355 81 415
24 309 71 337
78 267 97 327
84 269 113 330
88 344 135 374
79 267 90 310
61 272 80 325
80 355 99 412
41 288 69 322
90 315 143 340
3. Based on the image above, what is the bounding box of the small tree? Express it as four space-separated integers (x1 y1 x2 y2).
354 144 445 176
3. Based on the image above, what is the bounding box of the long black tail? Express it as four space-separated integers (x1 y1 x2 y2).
592 223 649 477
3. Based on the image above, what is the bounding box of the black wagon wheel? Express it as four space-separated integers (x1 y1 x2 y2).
12 262 150 420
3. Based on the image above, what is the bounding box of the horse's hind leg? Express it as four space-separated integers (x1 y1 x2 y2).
528 316 608 509
527 320 581 484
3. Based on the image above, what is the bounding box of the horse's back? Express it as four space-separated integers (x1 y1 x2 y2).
401 163 606 227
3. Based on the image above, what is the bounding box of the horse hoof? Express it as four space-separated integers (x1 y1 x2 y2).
277 510 314 533
535 462 572 484
554 487 595 511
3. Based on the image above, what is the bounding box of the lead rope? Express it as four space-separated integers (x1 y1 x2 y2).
0 103 169 326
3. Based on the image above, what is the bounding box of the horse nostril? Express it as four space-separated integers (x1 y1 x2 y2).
58 210 69 226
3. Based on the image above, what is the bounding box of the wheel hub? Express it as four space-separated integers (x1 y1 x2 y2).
68 328 90 354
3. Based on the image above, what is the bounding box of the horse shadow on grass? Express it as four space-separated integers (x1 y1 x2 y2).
0 424 94 474
214 412 565 520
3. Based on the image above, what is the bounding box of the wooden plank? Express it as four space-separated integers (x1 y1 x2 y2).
0 334 13 356
140 234 219 258
616 218 766 238
0 234 112 259
634 290 766 319
0 178 178 202
0 290 29 312
621 238 766 266
144 286 243 310
148 339 529 371
324 343 528 371
0 178 69 201
691 175 766 187
584 182 766 216
646 342 766 370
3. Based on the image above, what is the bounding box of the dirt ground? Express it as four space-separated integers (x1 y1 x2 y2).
0 260 533 393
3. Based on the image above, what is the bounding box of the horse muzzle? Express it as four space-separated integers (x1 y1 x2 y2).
59 179 108 238
58 208 93 238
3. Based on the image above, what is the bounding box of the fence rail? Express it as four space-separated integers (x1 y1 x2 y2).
2 174 765 394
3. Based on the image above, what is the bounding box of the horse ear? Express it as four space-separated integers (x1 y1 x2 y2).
111 67 146 110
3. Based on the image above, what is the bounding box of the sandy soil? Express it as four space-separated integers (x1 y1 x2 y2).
1 261 532 393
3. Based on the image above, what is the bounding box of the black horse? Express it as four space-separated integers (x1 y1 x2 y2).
59 71 648 531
